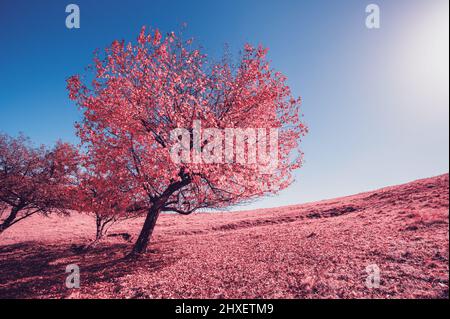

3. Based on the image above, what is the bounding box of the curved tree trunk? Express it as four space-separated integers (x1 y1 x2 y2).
129 205 161 256
0 206 20 235
128 173 191 257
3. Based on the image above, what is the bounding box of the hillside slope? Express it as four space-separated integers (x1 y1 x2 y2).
0 174 448 298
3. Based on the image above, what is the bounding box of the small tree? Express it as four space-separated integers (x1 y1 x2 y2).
76 156 144 244
67 27 307 256
0 133 79 234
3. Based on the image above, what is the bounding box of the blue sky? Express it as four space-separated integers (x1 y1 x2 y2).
0 0 448 210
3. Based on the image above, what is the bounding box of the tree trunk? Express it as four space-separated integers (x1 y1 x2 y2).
95 215 103 241
0 206 20 235
128 174 191 257
129 205 161 256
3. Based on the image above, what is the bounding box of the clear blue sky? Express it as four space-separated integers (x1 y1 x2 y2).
0 0 448 210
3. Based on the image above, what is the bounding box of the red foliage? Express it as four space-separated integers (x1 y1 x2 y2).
67 26 307 253
74 156 144 241
0 133 79 234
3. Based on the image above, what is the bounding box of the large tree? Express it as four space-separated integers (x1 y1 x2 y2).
67 27 307 256
0 133 78 234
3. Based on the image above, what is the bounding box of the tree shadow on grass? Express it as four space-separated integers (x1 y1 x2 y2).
0 241 177 298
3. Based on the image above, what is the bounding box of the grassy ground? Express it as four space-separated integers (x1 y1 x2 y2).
0 174 448 298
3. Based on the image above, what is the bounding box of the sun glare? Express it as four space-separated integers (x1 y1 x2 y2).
391 2 449 120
